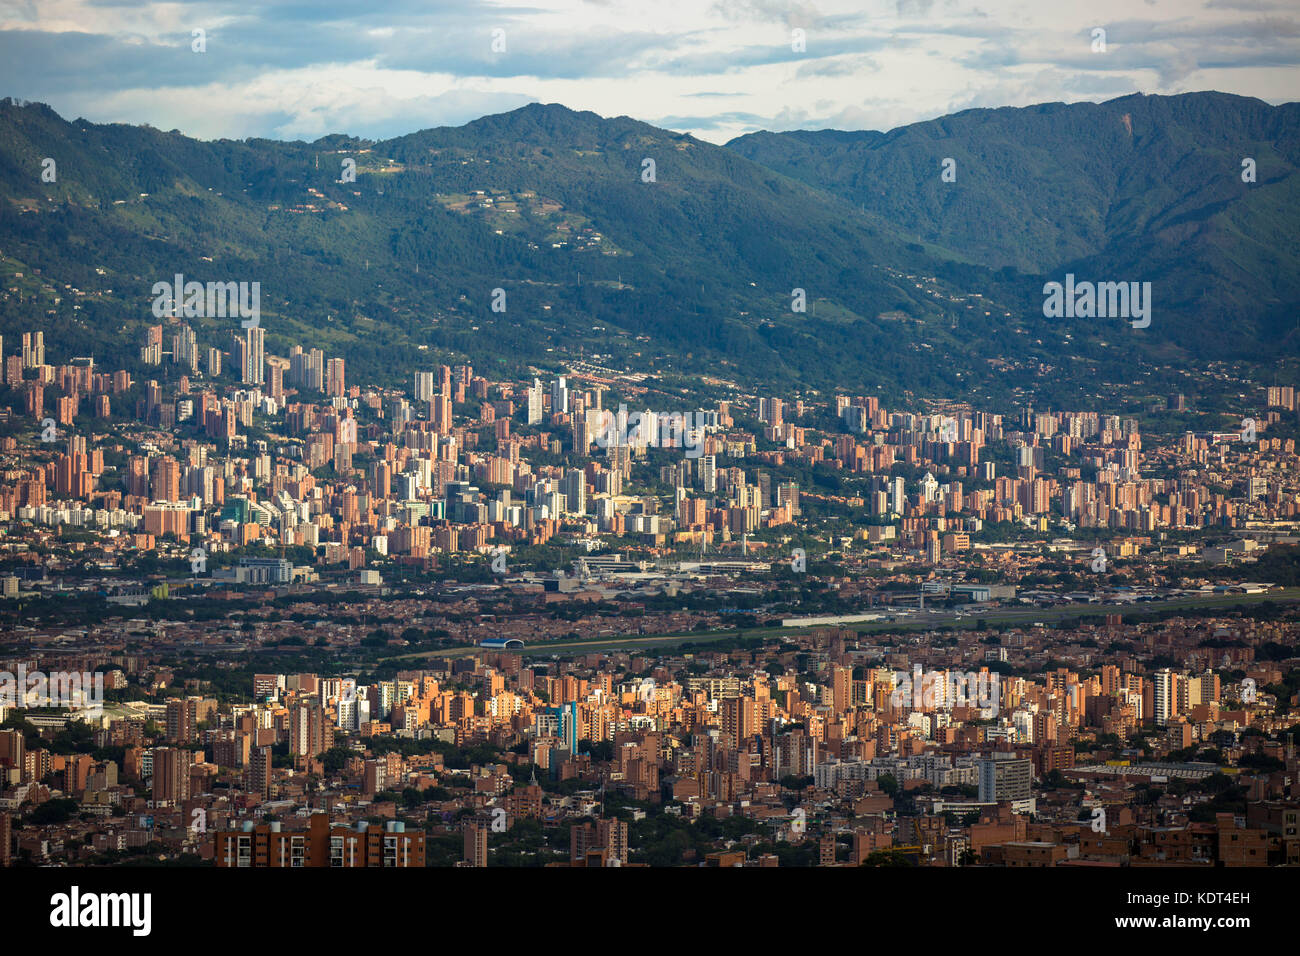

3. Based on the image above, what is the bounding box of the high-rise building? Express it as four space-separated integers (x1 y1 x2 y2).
819 833 837 866
244 327 265 386
527 378 543 425
249 745 272 799
307 348 325 391
699 455 717 494
173 325 198 372
570 818 629 866
151 457 181 503
336 682 370 730
572 414 590 454
1265 385 1296 411
1153 669 1182 726
141 325 163 365
888 476 906 514
25 382 43 420
831 665 853 714
720 696 758 743
415 371 436 402
463 821 489 867
326 357 345 397
151 747 193 806
21 331 44 369
433 391 453 436
759 396 784 426
232 334 248 382
977 756 1032 804
0 731 23 777
562 469 586 516
165 697 196 743
289 697 327 761
776 481 800 516
560 700 580 754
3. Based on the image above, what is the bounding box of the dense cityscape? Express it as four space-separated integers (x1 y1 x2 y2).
4 0 1298 943
0 316 1297 869
2 0 1300 946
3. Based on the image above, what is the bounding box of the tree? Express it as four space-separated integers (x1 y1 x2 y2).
320 746 353 774
579 739 614 762
29 798 79 825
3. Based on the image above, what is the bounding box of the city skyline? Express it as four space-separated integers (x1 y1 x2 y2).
0 248 1296 887
0 3 1295 935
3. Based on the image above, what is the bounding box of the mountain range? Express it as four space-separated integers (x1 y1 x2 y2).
0 91 1295 407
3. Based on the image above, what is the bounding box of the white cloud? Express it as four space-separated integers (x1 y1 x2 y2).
0 0 1296 141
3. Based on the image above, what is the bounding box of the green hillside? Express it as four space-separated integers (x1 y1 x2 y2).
0 93 1294 408
727 92 1300 358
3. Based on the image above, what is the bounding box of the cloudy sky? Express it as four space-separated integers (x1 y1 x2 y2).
1 0 1297 143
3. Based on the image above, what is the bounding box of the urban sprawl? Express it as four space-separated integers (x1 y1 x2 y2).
1 321 1299 868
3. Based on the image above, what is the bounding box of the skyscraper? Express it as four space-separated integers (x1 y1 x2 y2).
561 700 580 754
21 331 44 369
250 745 272 800
888 476 906 514
152 747 193 806
174 325 198 372
720 696 758 743
1153 669 1182 726
308 348 325 391
433 390 453 436
245 327 265 386
415 371 435 402
289 696 327 761
141 325 163 366
551 376 569 415
463 821 488 867
562 469 586 515
165 697 195 743
527 378 543 425
326 357 345 397
151 457 180 503
699 455 717 494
